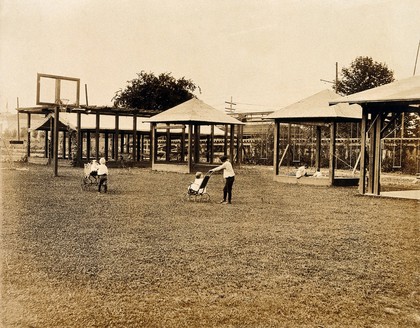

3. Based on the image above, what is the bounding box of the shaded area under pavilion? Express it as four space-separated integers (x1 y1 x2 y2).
17 105 161 169
266 89 362 186
26 112 225 165
144 98 245 174
330 75 420 198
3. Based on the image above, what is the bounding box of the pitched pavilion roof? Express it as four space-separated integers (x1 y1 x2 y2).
28 113 225 135
266 89 362 123
144 98 245 125
330 75 420 105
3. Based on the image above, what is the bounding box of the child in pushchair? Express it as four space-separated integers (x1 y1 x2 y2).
81 159 100 190
186 171 212 202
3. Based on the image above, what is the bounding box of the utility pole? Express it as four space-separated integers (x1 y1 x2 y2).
225 96 236 114
413 40 420 76
335 61 339 89
320 62 339 89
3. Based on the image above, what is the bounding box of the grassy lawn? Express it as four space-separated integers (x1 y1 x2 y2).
0 163 419 327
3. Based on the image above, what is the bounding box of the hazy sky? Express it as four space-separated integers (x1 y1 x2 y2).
1 0 419 113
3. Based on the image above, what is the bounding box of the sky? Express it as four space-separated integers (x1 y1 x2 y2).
1 0 419 114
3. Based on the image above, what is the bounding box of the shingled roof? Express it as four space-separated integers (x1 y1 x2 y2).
144 98 245 125
266 89 361 123
330 75 420 105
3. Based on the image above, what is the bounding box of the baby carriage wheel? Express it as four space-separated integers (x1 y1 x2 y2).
81 177 89 191
199 193 210 202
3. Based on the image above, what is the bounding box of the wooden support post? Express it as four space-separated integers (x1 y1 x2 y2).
68 131 72 159
95 112 100 160
44 130 48 158
224 124 228 156
62 131 66 159
315 126 321 172
86 131 91 162
26 113 31 158
180 125 186 162
49 117 53 164
114 114 119 160
287 123 292 167
120 132 124 157
77 112 82 164
329 122 336 185
166 125 171 162
359 108 368 194
194 125 200 164
140 134 145 161
237 125 243 166
80 132 84 162
229 124 235 162
206 135 211 163
210 125 214 164
53 106 59 176
104 132 109 161
136 132 141 161
273 121 280 175
151 123 156 166
132 115 137 162
373 112 383 195
368 113 377 194
111 133 115 159
188 124 193 173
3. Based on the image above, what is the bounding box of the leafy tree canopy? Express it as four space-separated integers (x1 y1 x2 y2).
334 56 395 95
113 71 199 111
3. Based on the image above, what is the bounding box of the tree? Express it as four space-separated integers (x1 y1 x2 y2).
112 71 199 111
334 56 394 95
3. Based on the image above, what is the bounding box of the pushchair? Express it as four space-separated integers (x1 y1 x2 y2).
186 172 212 202
81 162 99 191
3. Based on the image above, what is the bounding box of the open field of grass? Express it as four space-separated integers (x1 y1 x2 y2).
0 163 419 327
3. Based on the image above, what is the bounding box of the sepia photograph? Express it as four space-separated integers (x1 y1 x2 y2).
0 1 419 327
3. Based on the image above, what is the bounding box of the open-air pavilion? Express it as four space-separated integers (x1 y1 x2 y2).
144 98 245 174
266 89 362 186
27 112 151 163
17 105 161 169
330 75 420 198
26 112 226 164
